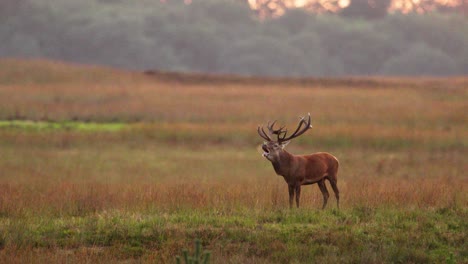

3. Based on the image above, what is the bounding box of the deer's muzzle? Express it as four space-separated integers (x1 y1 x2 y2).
262 144 270 157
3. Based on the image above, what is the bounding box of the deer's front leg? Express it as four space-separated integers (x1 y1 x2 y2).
295 185 301 208
288 185 294 209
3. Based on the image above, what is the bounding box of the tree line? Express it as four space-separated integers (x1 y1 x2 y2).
1 0 467 76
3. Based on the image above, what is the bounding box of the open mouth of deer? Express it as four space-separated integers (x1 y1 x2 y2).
262 144 270 157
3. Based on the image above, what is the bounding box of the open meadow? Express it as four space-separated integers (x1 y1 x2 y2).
0 59 466 263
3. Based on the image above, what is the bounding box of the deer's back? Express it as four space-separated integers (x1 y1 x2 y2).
301 152 339 181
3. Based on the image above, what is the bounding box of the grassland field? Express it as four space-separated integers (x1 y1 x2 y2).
0 59 466 263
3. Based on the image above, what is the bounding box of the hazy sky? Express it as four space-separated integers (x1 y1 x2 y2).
247 0 463 15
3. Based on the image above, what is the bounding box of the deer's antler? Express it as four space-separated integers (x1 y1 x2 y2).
258 113 312 143
277 113 312 143
257 125 272 141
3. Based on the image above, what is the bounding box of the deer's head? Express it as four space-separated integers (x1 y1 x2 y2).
258 113 312 162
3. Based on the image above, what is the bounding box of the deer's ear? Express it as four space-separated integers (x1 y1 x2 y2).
280 141 290 148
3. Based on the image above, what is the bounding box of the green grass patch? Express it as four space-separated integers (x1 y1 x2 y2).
0 208 466 263
0 120 125 132
0 120 463 151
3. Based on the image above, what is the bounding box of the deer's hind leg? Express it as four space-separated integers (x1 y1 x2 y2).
328 178 340 209
317 179 329 209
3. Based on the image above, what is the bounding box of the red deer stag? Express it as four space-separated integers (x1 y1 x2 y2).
258 113 339 209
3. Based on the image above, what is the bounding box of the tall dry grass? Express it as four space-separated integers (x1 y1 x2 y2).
0 176 465 218
0 128 466 217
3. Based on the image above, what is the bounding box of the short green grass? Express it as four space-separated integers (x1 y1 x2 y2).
1 207 465 263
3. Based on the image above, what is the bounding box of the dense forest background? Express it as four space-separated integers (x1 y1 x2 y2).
1 0 467 76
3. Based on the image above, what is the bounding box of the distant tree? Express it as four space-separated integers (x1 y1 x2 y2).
459 48 468 74
158 22 224 72
314 17 398 75
341 0 392 19
0 33 42 58
220 36 309 76
190 0 254 25
377 13 468 59
187 0 257 41
380 43 459 76
0 0 28 22
272 8 314 35
0 0 466 76
288 32 327 75
96 0 124 3
462 0 468 16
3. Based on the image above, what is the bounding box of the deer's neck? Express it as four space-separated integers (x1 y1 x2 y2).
271 150 295 177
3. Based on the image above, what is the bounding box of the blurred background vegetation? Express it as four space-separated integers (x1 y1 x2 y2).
1 0 467 77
